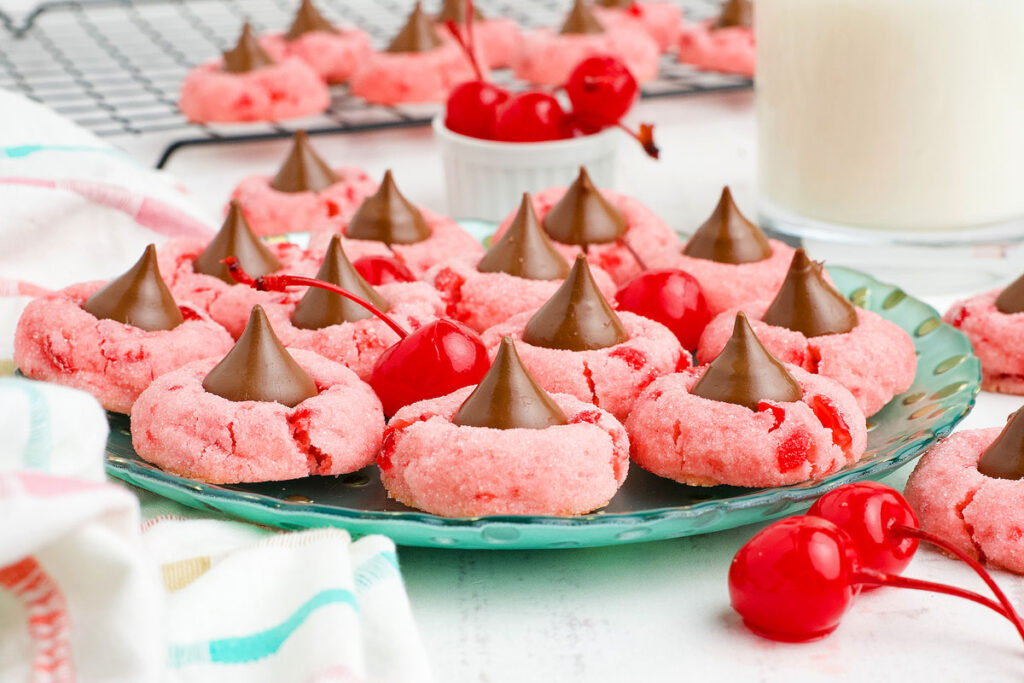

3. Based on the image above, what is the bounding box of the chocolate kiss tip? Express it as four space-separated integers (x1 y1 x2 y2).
194 202 282 284
222 22 274 74
978 408 1024 480
203 305 318 407
761 248 858 338
716 0 754 29
285 0 337 41
344 170 431 245
542 167 627 246
386 2 443 53
522 254 628 351
83 244 184 332
995 273 1024 314
438 0 484 23
477 193 570 281
269 130 340 194
691 311 802 411
560 0 605 35
453 336 568 430
291 234 389 330
682 186 770 264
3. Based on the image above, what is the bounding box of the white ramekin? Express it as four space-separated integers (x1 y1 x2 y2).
432 115 620 222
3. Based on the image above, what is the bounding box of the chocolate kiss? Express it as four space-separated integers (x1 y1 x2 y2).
269 130 340 194
477 194 571 281
437 0 484 24
386 2 443 53
284 0 338 40
222 23 275 74
691 312 802 411
978 408 1024 480
523 254 628 351
560 0 605 35
453 336 568 430
716 0 753 29
683 186 771 264
345 170 431 245
542 167 627 246
83 244 183 332
761 248 858 337
203 305 318 407
194 201 282 284
995 273 1024 314
598 0 634 7
291 234 390 330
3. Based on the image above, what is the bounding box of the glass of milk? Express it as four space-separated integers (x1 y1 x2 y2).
757 0 1024 262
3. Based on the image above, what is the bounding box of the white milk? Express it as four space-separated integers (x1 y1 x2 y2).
757 0 1024 233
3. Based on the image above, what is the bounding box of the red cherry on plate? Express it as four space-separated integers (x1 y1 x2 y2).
615 269 711 350
494 92 571 143
445 81 511 140
729 516 860 642
353 255 417 286
565 56 638 129
370 319 490 416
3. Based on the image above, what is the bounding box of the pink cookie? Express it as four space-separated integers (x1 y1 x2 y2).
677 21 755 77
493 188 680 286
626 365 867 487
131 349 384 484
944 290 1024 394
13 282 233 414
699 307 917 416
260 281 444 380
308 208 484 278
260 28 372 84
439 18 522 69
513 26 660 86
905 428 1024 575
230 168 378 237
594 2 683 53
178 58 329 123
482 311 687 419
378 386 629 516
349 43 477 105
427 256 618 333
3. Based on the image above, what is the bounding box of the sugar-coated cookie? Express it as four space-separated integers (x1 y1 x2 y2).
260 0 372 84
944 278 1024 394
594 1 683 53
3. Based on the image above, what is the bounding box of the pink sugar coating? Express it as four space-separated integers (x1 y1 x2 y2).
131 349 384 484
307 207 484 278
677 21 755 77
512 26 660 86
438 18 522 69
698 307 917 416
482 311 687 419
229 169 379 237
905 428 1024 575
626 365 867 487
260 29 372 84
379 385 629 517
258 281 444 380
944 290 1024 395
13 282 234 414
594 2 683 53
646 239 795 315
349 43 477 105
425 256 618 333
493 187 680 286
178 58 329 123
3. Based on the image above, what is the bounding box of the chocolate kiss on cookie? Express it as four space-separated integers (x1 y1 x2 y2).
560 0 605 35
270 130 340 194
598 0 635 8
543 167 627 246
203 305 318 407
84 244 183 332
387 2 443 53
437 0 484 23
978 408 1024 480
453 336 568 430
994 273 1024 314
716 0 753 29
761 248 858 337
523 254 628 351
194 200 282 284
478 193 570 281
292 235 390 329
683 187 771 264
691 312 802 411
285 0 338 40
345 170 431 245
222 23 275 74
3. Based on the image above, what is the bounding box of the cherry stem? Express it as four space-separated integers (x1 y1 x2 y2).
445 14 483 82
223 257 409 339
615 121 660 159
618 238 647 270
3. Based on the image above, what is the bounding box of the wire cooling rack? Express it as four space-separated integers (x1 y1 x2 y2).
0 0 752 167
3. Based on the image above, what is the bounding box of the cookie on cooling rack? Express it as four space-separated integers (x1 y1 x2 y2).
593 0 683 53
259 0 372 84
677 0 755 77
433 0 523 69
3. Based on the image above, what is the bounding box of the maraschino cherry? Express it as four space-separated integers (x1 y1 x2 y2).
566 57 658 158
614 268 711 350
494 92 571 142
352 255 417 285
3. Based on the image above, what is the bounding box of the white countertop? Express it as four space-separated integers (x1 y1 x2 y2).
138 91 1024 683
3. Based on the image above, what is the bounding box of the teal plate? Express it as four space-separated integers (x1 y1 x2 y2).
105 266 981 549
